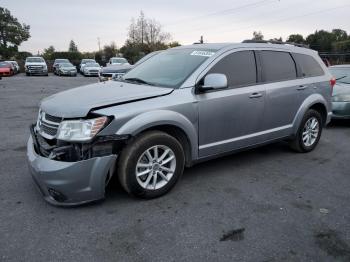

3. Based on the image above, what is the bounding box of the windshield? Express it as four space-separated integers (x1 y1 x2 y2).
329 67 350 84
85 63 100 67
55 59 69 63
111 58 127 64
0 62 11 68
123 49 215 88
82 60 95 64
60 63 74 67
26 57 44 63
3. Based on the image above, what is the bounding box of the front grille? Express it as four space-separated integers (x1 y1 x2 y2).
37 111 62 139
44 113 62 123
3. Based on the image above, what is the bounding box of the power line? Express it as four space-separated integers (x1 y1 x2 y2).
164 0 277 27
171 0 306 36
202 3 350 39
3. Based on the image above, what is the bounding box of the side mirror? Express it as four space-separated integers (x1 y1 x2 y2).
198 73 228 92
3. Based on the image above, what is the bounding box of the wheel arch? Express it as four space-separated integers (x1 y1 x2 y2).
292 94 330 134
116 110 198 165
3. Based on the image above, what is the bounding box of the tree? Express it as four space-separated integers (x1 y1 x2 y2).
103 41 118 60
68 40 78 52
252 31 264 41
168 41 181 48
287 34 305 44
42 45 55 60
306 30 335 52
122 11 172 62
331 29 348 42
0 7 30 58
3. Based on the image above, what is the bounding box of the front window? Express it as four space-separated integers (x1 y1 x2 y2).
329 67 350 84
26 57 44 63
111 58 127 64
123 48 216 88
85 63 100 67
0 62 10 68
60 63 74 68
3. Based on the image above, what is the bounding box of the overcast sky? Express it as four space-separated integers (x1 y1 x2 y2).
2 0 350 53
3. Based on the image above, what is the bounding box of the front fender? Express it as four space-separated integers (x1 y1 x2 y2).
292 93 330 134
116 110 198 160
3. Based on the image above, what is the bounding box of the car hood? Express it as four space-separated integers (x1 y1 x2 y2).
333 82 350 96
40 81 174 118
101 64 134 73
85 67 101 71
25 62 46 66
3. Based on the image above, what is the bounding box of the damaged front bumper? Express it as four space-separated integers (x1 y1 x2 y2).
27 125 128 206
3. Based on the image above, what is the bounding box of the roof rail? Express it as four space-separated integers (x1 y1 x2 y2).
242 39 309 48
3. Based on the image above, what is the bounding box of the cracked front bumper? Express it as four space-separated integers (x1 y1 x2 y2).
27 136 117 206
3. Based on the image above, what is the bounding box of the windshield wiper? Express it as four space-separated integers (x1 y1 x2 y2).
124 77 155 86
336 75 347 81
338 81 350 84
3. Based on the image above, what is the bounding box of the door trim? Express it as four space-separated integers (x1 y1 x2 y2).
199 124 293 150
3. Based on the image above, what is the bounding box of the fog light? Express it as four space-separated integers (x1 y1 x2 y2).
48 188 67 202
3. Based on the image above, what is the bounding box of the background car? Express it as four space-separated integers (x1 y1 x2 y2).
0 61 14 77
83 62 101 76
5 61 20 74
106 57 129 67
99 51 162 82
329 65 350 119
25 57 48 76
79 59 96 73
53 59 70 74
57 62 77 77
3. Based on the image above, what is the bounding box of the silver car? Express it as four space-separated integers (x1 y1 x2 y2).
27 42 332 206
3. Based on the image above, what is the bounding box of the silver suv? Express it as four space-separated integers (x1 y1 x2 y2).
27 42 333 206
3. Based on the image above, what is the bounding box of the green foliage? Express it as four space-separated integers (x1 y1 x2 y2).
252 31 264 41
42 45 55 60
68 40 78 52
0 7 30 59
286 34 305 44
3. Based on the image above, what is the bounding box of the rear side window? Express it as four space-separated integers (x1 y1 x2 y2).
208 51 257 88
260 51 297 82
293 53 324 77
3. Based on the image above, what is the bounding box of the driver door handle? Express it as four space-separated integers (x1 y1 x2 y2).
249 92 263 99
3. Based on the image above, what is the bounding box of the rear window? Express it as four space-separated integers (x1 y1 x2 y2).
208 51 257 88
293 53 324 77
260 51 297 82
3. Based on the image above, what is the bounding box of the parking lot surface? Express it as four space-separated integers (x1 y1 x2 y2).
0 74 350 262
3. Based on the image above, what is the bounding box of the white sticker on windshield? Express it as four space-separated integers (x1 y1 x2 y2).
190 51 215 57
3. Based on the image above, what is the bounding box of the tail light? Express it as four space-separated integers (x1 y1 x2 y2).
330 77 336 87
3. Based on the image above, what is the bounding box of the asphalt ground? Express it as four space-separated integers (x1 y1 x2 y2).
0 74 350 262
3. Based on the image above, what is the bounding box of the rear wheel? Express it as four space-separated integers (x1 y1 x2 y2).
118 131 185 199
289 109 323 153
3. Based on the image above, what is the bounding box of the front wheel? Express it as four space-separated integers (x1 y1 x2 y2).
117 131 185 199
289 109 323 153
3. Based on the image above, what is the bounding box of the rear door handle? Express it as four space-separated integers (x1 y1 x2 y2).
297 85 308 91
249 92 263 98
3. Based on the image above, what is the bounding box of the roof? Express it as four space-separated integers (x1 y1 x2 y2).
172 42 315 54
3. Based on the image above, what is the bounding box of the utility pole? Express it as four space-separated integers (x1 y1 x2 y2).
141 19 144 45
97 37 101 52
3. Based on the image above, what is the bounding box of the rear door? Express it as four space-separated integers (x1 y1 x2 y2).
257 50 302 139
197 50 266 157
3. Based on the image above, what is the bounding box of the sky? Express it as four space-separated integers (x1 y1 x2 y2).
2 0 350 54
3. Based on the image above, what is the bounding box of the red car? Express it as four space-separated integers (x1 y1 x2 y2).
0 61 14 77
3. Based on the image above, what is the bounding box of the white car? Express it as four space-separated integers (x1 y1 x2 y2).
25 57 48 76
83 62 101 76
79 59 96 73
106 57 129 67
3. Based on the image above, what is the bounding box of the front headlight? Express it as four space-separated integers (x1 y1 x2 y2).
56 116 108 141
333 94 350 102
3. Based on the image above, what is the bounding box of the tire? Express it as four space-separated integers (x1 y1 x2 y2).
289 109 323 153
117 131 185 199
26 72 30 76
